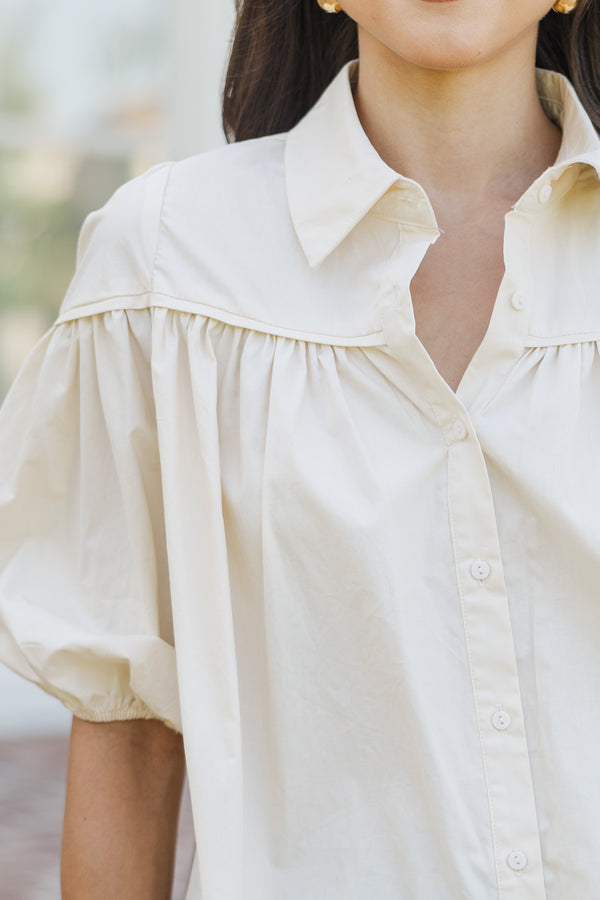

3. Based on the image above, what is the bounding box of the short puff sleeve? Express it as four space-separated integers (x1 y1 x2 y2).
0 162 181 731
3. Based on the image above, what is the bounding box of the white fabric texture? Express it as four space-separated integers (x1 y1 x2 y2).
1 62 600 899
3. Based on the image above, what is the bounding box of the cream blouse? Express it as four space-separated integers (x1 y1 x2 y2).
1 61 600 900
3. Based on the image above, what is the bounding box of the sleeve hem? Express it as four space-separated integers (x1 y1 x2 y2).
64 701 181 733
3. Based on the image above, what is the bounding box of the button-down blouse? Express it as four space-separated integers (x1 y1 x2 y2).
1 61 600 900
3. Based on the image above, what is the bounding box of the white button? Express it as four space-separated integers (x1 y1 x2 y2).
491 709 511 730
452 420 467 440
470 559 490 581
510 292 525 311
507 849 527 871
537 183 553 204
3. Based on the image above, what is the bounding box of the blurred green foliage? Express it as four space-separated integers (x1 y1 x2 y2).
0 151 80 321
0 150 132 398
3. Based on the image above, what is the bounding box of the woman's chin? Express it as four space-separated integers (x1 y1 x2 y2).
373 38 494 76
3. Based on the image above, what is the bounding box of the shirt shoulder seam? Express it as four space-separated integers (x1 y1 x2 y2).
150 161 176 295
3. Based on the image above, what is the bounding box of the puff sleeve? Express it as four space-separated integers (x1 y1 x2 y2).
0 162 182 732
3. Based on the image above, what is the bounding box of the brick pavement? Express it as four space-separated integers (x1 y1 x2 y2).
0 736 195 900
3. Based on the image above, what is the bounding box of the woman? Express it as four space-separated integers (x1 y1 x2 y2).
1 0 599 897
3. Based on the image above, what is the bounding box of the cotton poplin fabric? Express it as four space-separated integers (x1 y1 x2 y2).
1 62 600 899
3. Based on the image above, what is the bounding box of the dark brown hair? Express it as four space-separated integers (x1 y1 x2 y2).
223 0 600 142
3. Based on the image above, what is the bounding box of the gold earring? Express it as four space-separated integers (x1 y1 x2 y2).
552 0 578 12
317 0 342 12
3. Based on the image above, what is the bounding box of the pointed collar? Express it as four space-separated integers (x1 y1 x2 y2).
285 61 399 268
537 68 600 168
285 61 600 268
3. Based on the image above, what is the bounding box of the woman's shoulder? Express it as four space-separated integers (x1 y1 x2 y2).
59 134 293 324
172 132 287 190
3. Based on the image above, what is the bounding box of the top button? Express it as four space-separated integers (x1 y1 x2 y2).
510 291 526 311
537 183 553 204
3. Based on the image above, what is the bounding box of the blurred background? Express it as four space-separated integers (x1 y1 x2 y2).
0 1 235 896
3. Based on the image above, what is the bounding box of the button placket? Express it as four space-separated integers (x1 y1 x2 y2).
383 193 544 894
445 423 546 897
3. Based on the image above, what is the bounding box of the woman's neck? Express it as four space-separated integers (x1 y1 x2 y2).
353 30 563 219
